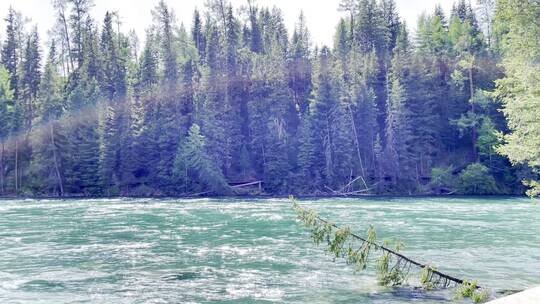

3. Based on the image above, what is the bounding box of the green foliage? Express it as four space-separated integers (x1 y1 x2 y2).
1 7 19 99
0 66 14 137
0 64 14 195
0 0 529 197
452 112 480 138
377 241 406 286
292 198 485 293
429 166 457 193
478 118 500 161
420 265 437 290
345 227 376 273
524 181 540 198
174 124 233 195
458 163 499 195
455 280 490 303
293 199 381 275
495 0 540 197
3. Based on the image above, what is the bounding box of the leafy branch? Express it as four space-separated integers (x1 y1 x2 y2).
291 197 490 302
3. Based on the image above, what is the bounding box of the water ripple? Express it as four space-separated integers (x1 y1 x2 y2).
0 197 538 303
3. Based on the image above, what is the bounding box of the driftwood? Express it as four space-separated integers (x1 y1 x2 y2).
325 185 373 196
324 178 380 196
338 176 365 193
231 181 262 190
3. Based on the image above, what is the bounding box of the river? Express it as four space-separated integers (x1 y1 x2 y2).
0 197 538 303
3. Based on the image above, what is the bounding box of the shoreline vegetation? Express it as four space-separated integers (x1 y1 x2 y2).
0 194 530 200
0 0 538 198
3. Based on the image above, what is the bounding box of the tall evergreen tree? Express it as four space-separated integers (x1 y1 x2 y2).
192 9 206 60
29 43 66 196
0 65 14 195
68 0 94 68
300 47 354 189
20 27 42 132
173 124 232 195
99 12 129 195
152 1 183 192
1 7 19 99
289 12 312 114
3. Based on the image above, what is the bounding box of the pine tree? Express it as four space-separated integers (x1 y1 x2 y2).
248 42 295 192
301 47 355 189
354 0 384 53
196 20 230 186
173 124 232 195
98 12 129 195
380 0 400 54
65 77 102 195
29 43 66 196
20 28 42 118
191 9 206 60
14 27 42 194
1 7 22 194
129 31 160 193
289 12 312 114
152 1 182 192
338 0 358 42
407 55 441 179
68 0 94 68
0 65 14 195
384 26 414 186
63 15 102 196
1 7 19 100
335 18 351 59
247 1 263 54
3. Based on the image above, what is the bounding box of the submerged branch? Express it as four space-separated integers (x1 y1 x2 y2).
290 196 486 295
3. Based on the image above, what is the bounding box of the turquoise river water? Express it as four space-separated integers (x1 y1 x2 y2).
0 197 539 303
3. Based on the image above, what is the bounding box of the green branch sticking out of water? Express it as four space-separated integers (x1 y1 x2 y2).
456 280 490 303
290 197 490 303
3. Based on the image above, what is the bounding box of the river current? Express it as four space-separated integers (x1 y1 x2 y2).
0 197 538 303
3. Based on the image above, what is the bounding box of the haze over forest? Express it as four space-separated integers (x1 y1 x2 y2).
0 0 538 197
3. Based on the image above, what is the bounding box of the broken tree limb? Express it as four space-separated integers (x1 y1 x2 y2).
291 199 481 289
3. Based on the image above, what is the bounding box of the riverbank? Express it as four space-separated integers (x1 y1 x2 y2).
488 286 540 303
0 194 530 200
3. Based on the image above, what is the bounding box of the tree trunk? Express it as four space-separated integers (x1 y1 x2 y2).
325 117 333 182
469 61 478 161
14 139 18 195
347 104 368 189
58 6 74 73
350 12 354 44
0 143 4 195
50 124 64 197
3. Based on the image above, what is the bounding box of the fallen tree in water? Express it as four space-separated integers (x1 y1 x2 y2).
290 197 490 303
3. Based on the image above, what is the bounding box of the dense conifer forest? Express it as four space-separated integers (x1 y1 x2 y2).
0 0 538 197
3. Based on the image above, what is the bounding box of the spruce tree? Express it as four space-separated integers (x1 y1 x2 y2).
302 47 354 189
289 12 312 114
98 12 129 195
1 7 19 99
0 65 14 195
152 1 182 192
191 9 206 60
16 27 41 193
174 124 232 195
29 43 66 196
